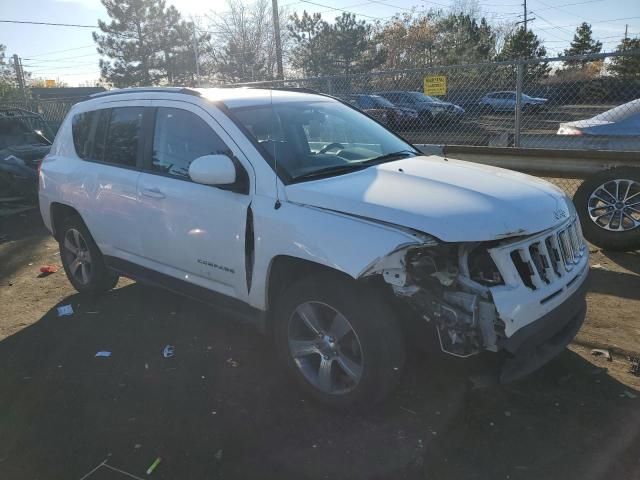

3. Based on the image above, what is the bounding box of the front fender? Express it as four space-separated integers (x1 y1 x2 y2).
247 197 432 310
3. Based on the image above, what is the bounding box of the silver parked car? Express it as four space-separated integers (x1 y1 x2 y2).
479 91 547 112
557 99 640 150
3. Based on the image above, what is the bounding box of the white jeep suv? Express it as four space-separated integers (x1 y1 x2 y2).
39 87 589 408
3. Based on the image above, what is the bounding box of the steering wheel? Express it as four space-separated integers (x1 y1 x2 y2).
318 142 345 155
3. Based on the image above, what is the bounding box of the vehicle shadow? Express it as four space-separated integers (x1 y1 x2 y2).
587 267 640 301
0 283 638 480
601 250 640 276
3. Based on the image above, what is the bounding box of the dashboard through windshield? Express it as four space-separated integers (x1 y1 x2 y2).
227 100 417 182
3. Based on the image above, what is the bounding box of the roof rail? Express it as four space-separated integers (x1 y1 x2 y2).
90 87 201 99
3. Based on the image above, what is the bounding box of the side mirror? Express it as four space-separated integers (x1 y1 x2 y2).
189 154 236 186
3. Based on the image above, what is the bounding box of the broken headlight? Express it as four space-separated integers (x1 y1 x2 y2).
468 246 503 286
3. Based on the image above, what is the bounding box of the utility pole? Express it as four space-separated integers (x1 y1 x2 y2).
12 54 27 101
271 0 284 80
192 20 201 87
516 0 535 31
624 24 629 43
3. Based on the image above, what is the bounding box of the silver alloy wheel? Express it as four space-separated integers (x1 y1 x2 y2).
288 301 363 395
588 179 640 232
63 228 93 285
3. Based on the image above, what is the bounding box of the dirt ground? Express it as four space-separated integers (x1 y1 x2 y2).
1 209 639 480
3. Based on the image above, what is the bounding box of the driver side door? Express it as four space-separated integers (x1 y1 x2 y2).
136 101 253 301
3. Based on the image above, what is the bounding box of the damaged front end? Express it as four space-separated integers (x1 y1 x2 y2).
363 241 506 358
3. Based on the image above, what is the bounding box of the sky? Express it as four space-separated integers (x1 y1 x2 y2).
1 0 639 86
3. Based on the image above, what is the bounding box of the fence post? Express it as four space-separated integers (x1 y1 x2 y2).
514 61 523 148
325 77 333 95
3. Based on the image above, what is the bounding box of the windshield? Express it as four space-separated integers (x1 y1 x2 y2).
406 92 438 103
591 99 640 123
370 95 396 108
228 100 417 182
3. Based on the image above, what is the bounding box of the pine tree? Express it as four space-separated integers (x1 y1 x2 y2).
563 22 602 68
609 37 640 78
93 0 202 87
496 27 550 79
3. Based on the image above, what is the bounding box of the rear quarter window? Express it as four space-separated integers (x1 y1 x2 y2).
71 111 94 159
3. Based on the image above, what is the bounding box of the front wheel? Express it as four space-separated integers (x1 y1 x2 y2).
573 168 640 251
273 272 405 409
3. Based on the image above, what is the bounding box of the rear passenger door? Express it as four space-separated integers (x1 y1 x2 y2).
136 101 253 301
72 103 148 259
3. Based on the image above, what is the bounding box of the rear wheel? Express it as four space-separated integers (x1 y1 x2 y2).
273 272 405 409
573 168 640 251
59 215 119 294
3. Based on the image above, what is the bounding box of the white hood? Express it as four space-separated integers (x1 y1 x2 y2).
285 155 571 242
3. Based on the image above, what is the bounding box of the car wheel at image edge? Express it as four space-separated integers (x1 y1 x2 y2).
573 167 640 251
59 215 119 294
273 272 405 409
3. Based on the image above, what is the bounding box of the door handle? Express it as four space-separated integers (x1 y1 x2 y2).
141 187 166 199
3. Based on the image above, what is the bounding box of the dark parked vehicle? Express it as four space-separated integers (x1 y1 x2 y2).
375 91 465 126
0 108 53 196
343 94 419 129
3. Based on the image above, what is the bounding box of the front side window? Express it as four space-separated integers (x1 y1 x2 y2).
228 100 417 182
151 108 231 180
103 107 143 167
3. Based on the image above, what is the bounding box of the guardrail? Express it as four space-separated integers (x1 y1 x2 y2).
415 144 639 179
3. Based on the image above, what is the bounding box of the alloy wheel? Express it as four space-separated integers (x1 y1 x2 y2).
288 301 364 395
588 179 640 232
63 228 93 285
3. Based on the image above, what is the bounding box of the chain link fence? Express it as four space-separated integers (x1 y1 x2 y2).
0 97 82 136
228 50 640 153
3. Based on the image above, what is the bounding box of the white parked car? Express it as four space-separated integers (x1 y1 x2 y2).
39 87 588 408
479 91 547 112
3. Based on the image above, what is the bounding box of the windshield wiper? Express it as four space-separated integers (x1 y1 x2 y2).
361 150 417 165
292 163 369 182
292 150 418 182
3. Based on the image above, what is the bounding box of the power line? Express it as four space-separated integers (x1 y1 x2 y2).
297 0 390 19
535 16 640 31
23 52 99 63
0 19 96 28
23 44 96 58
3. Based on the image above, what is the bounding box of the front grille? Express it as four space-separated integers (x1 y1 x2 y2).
507 217 586 290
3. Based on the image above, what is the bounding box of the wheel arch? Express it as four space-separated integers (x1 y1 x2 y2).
50 202 85 241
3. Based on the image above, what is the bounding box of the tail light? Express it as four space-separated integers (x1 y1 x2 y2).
37 155 47 190
557 126 583 136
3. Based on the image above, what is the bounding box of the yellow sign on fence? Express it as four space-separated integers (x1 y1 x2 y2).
423 75 447 96
45 79 56 88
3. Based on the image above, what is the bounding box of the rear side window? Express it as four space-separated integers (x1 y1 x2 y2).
71 111 95 159
103 107 143 167
151 107 230 180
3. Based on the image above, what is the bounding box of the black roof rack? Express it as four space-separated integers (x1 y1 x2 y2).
243 86 322 95
90 87 201 99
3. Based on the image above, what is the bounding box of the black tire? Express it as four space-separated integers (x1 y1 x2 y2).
573 167 640 252
273 272 405 409
59 215 119 294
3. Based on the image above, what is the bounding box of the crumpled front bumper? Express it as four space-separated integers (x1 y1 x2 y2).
497 271 588 383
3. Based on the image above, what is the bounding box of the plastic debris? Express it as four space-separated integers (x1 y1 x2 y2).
134 444 141 449
226 358 239 367
57 304 74 317
591 263 608 270
621 390 637 399
162 345 175 358
146 457 162 475
39 265 58 274
591 348 612 361
214 449 223 461
504 411 511 417
95 351 112 357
